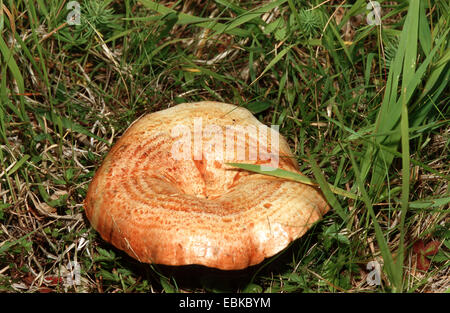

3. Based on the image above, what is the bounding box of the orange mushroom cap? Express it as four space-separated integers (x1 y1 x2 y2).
84 101 329 270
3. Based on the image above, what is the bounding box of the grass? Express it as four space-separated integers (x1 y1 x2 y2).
0 0 449 293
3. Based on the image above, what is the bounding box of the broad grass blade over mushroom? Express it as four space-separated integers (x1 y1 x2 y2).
226 163 358 200
84 101 330 270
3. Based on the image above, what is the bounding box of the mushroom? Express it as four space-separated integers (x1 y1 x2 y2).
84 101 329 270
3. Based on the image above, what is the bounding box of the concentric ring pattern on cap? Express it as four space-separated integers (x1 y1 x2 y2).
84 101 329 270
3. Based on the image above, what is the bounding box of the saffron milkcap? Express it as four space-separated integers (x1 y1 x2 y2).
84 101 329 270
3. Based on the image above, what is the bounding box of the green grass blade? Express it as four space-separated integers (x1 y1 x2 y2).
250 44 295 86
43 112 110 145
409 196 450 209
345 146 401 292
0 35 26 121
418 0 432 57
307 155 348 220
138 0 250 37
212 0 288 36
396 77 410 292
226 163 358 200
6 154 30 176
